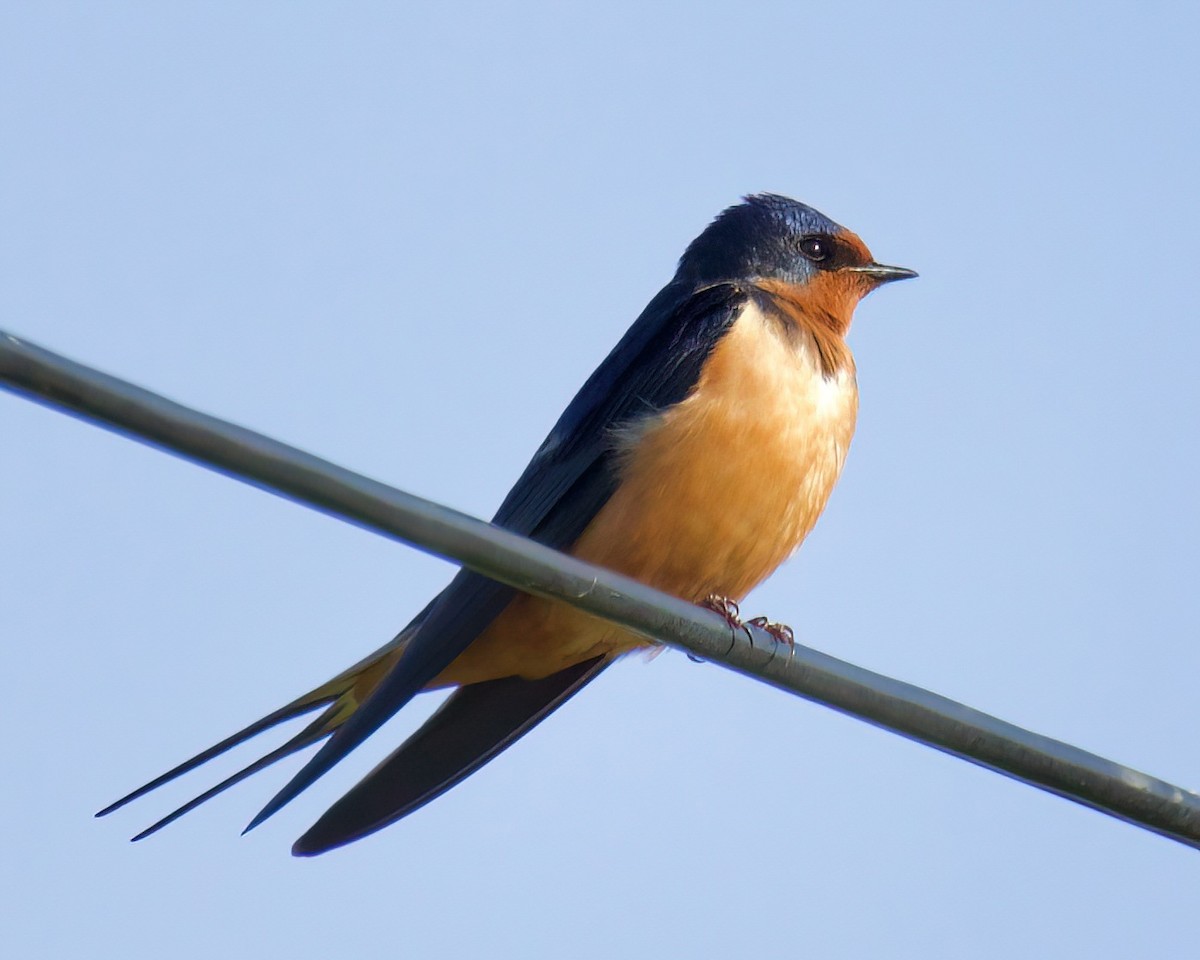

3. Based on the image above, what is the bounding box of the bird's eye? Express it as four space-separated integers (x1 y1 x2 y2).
799 236 830 262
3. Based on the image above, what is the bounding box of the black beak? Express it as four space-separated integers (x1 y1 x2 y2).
847 262 918 285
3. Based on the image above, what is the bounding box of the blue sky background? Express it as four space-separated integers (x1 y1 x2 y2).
3 3 1198 957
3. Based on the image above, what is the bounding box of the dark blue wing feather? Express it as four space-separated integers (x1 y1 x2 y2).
245 281 749 831
291 656 610 855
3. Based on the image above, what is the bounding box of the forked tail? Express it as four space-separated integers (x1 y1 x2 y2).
96 630 411 840
97 616 609 853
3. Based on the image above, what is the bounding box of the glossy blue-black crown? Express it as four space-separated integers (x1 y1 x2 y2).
676 193 846 286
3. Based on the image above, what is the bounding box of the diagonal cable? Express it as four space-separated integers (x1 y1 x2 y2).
2 328 1198 852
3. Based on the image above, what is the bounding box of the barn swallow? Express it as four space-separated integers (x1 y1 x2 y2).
97 194 915 855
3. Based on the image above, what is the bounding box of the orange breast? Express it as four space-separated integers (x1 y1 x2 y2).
434 298 858 685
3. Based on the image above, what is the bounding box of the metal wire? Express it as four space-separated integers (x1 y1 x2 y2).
3 328 1199 852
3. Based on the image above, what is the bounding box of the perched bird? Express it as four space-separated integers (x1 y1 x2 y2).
98 193 915 855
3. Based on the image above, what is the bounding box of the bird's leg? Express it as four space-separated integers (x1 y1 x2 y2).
746 616 795 648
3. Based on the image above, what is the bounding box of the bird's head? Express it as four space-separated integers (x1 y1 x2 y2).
677 193 915 333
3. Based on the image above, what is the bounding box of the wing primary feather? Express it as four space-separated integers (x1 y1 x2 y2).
292 655 609 856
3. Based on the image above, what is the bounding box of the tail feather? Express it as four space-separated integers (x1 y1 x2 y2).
99 598 610 850
95 696 333 819
130 711 334 841
97 634 409 827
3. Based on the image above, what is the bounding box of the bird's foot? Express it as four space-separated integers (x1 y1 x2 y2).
699 597 794 659
701 594 743 629
746 616 795 647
